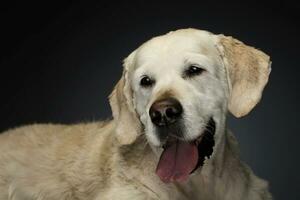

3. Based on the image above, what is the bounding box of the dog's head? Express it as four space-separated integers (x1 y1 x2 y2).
109 29 271 183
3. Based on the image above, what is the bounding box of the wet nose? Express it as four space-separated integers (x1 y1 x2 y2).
149 98 183 127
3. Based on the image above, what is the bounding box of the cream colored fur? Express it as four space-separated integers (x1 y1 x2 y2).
0 28 272 200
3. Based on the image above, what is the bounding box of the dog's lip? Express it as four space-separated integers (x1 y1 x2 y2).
161 119 211 149
162 134 204 149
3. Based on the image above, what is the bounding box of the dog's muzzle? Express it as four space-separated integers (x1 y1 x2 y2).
155 118 216 183
149 98 216 183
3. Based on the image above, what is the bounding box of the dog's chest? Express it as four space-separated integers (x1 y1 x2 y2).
169 175 215 200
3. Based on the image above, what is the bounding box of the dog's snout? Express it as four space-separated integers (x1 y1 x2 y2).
149 98 183 127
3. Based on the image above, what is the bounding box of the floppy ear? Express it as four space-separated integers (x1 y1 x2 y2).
217 35 271 118
109 52 142 145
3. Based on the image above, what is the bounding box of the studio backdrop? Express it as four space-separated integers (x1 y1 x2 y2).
0 1 299 199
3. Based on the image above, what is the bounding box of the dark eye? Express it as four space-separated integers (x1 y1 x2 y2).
140 76 154 87
185 65 205 77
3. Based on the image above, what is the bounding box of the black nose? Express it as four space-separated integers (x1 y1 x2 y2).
149 98 183 127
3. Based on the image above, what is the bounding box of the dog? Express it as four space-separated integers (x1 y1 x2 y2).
0 28 272 200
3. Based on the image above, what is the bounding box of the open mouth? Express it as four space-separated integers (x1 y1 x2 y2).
155 118 216 183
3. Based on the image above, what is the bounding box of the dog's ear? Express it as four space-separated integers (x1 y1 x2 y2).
217 35 271 118
109 52 141 145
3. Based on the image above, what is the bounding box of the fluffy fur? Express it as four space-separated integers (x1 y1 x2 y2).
0 28 272 200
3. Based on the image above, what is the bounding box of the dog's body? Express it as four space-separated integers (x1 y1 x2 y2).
0 29 272 200
0 122 270 200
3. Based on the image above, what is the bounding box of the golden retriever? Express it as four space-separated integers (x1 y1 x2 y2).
0 28 272 200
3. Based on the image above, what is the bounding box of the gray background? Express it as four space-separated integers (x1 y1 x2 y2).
0 1 299 199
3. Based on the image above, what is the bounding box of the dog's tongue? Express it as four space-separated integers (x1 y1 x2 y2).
156 140 198 183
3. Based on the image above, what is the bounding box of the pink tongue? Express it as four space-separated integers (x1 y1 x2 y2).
156 140 198 183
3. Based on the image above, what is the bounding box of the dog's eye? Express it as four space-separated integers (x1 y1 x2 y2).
185 65 205 77
140 76 154 87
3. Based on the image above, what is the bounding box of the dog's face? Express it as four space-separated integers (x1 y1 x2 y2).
130 30 228 147
109 29 271 183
